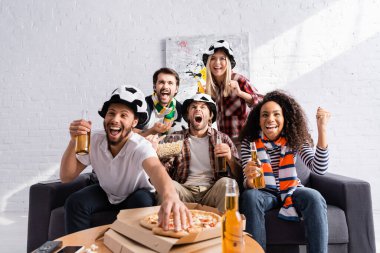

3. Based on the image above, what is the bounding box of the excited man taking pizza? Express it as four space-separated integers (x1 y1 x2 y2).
60 85 191 234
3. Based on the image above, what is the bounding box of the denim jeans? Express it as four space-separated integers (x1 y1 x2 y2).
240 187 328 253
65 184 156 234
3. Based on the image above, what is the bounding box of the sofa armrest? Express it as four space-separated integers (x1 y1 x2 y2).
27 173 93 252
310 172 376 253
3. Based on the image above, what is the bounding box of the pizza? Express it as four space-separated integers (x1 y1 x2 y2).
139 209 221 238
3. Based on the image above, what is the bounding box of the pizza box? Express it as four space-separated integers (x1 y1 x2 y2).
109 203 222 253
104 228 222 253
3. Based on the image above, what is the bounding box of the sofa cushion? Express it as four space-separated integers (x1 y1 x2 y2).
48 207 65 240
266 205 348 245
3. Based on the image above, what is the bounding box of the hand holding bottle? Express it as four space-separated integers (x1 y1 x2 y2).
243 160 262 178
244 142 265 189
69 119 91 141
215 135 227 173
70 110 91 155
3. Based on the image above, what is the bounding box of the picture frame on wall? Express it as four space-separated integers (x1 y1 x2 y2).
166 33 250 102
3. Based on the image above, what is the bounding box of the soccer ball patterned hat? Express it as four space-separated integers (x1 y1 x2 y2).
182 93 217 123
202 40 236 69
98 85 149 125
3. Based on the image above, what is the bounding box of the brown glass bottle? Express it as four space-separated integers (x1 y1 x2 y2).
75 110 90 155
251 142 265 189
215 135 226 173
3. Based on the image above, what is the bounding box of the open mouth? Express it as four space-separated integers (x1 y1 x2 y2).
159 90 171 99
194 115 202 123
109 126 122 136
265 125 278 132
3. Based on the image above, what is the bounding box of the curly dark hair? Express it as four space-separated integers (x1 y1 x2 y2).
239 90 313 151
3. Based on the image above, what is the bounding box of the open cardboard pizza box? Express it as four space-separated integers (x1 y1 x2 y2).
104 229 222 253
106 203 223 253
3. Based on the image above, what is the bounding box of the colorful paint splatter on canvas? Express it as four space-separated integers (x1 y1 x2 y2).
166 34 250 102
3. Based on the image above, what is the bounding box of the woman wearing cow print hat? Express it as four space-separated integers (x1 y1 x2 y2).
203 40 263 152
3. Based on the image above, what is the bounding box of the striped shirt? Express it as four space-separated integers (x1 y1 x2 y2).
241 138 328 191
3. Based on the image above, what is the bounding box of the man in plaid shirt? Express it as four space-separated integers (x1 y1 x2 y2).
156 93 241 212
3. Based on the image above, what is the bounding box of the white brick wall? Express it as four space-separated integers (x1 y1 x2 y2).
1 0 379 214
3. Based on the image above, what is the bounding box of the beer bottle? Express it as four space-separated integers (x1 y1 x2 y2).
215 135 227 173
222 179 245 253
250 142 265 189
75 110 91 155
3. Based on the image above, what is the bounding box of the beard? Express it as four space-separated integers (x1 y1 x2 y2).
103 122 132 147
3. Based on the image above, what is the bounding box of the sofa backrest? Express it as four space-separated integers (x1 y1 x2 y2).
295 157 311 186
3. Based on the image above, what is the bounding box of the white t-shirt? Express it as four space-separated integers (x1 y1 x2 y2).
77 131 157 204
184 135 213 187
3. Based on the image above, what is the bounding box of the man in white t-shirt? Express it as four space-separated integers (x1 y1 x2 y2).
60 85 191 234
157 93 241 212
135 67 185 136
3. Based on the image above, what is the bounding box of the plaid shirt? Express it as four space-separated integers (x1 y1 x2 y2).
161 127 240 184
215 72 263 139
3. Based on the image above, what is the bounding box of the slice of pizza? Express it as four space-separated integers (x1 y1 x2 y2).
139 210 221 238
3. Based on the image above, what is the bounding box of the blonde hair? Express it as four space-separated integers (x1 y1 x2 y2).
205 52 232 98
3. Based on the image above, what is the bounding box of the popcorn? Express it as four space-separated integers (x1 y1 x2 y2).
83 244 98 253
157 140 183 158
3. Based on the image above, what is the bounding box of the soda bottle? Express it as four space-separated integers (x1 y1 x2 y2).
215 135 227 173
75 110 90 155
222 179 245 253
250 142 265 189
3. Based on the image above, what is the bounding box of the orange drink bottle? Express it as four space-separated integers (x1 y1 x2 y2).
222 179 245 253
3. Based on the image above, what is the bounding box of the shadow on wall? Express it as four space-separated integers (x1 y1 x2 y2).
252 0 380 93
0 164 60 213
276 34 380 212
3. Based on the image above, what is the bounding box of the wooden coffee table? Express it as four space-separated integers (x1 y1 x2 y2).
54 225 111 252
55 224 264 253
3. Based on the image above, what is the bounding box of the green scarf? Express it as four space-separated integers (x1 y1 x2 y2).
152 92 177 123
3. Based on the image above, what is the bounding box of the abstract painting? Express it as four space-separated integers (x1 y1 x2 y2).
166 33 250 102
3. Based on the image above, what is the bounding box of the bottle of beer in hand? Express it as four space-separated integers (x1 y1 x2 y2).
75 110 90 155
215 135 227 173
250 142 265 189
222 179 245 253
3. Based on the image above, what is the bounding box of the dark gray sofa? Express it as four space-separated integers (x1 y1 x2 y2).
27 168 376 253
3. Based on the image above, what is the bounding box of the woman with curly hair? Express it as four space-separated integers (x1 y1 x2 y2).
239 90 331 253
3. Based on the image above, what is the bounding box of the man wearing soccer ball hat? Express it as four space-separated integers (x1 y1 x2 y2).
60 85 191 234
154 93 241 212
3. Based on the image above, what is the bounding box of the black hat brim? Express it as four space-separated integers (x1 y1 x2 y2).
98 95 148 125
182 99 217 124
